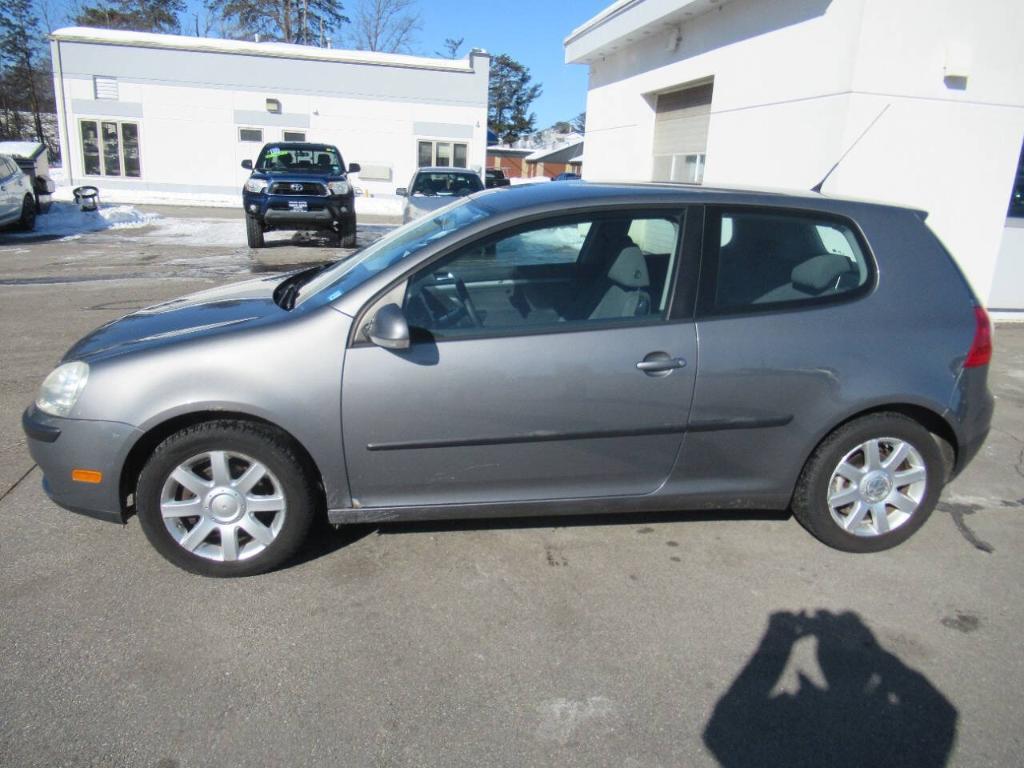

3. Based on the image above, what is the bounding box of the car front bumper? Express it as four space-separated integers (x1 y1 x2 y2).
242 191 355 231
22 405 141 524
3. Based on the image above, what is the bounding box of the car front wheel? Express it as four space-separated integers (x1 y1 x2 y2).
136 421 316 576
791 413 944 552
245 215 265 248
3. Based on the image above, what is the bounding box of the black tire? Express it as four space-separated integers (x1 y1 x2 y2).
245 215 265 248
136 420 316 577
17 195 36 231
791 413 944 553
340 220 357 248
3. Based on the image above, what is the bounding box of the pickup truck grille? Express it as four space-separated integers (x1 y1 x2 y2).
270 181 328 196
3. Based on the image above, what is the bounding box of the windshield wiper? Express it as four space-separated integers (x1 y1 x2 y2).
274 263 330 310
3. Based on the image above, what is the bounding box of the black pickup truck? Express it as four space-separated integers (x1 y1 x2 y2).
485 168 511 189
241 142 360 248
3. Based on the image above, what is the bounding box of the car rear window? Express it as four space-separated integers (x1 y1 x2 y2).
702 208 872 315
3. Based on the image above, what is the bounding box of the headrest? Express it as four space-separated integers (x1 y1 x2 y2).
792 254 852 294
607 246 650 288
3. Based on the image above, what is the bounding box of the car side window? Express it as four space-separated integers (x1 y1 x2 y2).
403 211 684 338
704 209 871 314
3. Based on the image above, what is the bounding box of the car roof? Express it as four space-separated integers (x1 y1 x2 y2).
472 180 927 218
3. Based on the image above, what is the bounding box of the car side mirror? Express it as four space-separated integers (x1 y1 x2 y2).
241 159 253 170
348 162 361 174
367 303 410 350
395 187 408 197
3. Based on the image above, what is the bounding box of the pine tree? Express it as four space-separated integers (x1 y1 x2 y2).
74 0 186 34
0 0 47 144
488 54 542 145
207 0 349 46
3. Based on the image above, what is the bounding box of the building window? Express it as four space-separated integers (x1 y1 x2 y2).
80 120 141 177
652 81 713 184
652 153 706 184
417 140 468 168
283 130 306 142
1009 140 1024 218
93 76 118 100
239 127 263 142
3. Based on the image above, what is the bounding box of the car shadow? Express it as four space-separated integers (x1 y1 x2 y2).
292 508 793 568
703 610 958 768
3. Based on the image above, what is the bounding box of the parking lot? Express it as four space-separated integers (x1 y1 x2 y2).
1 209 1023 767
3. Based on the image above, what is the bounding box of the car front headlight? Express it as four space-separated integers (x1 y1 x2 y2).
245 178 268 194
328 180 350 195
36 362 90 417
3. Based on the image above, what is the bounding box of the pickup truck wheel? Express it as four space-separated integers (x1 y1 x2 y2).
136 420 316 577
340 230 357 248
17 195 36 231
245 215 265 248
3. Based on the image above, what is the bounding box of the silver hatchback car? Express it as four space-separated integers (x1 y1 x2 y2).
23 183 994 576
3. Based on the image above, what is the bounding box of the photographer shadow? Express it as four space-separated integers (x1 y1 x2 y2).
704 610 957 768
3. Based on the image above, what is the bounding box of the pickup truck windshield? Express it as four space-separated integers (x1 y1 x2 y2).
296 197 492 308
257 145 344 174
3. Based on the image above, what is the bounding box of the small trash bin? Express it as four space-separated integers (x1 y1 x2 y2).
73 185 100 212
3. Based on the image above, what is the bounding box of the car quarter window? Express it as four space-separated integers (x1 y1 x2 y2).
703 208 871 314
403 211 684 338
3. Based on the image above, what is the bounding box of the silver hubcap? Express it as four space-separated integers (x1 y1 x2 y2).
827 437 927 537
160 450 286 562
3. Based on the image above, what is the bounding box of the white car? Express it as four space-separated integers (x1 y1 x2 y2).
396 167 484 223
0 154 36 231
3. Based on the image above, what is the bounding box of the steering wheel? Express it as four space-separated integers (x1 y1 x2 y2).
454 278 483 326
418 276 482 329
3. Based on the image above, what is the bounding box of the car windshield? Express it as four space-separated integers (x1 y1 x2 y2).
296 197 492 307
257 145 344 174
411 171 484 197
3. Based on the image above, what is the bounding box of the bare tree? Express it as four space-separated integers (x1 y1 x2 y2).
349 0 421 54
436 36 463 58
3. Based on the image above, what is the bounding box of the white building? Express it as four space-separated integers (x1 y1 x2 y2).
566 0 1024 317
50 27 490 200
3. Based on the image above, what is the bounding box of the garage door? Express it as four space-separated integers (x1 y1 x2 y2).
652 81 713 184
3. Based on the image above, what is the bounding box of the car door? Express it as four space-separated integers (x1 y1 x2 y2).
341 207 700 509
0 158 19 222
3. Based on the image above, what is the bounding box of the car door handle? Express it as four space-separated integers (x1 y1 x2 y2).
636 354 687 374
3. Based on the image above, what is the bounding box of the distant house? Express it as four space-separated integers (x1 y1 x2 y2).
484 146 534 178
525 141 583 178
49 27 490 198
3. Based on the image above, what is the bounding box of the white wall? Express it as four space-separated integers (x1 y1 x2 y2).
52 37 489 199
576 0 1024 304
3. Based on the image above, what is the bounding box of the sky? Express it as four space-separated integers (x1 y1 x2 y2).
48 0 612 130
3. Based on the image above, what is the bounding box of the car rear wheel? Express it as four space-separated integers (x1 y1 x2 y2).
791 413 943 552
245 215 265 248
18 195 36 231
136 420 315 576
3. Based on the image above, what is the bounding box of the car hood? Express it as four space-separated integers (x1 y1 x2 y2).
63 275 287 362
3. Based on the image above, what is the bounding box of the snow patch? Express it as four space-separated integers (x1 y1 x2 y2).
8 201 158 240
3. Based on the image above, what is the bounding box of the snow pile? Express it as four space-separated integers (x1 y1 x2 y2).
10 201 158 240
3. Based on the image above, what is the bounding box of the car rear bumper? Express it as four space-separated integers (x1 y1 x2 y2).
22 405 140 524
948 366 995 477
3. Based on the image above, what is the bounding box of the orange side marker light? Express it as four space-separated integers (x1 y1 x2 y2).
71 469 103 484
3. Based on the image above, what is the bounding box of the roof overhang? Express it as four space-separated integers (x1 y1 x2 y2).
565 0 731 64
51 27 484 73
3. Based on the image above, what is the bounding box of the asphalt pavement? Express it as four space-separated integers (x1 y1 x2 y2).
1 209 1022 767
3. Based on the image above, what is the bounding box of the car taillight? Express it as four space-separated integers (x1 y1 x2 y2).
964 305 992 368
